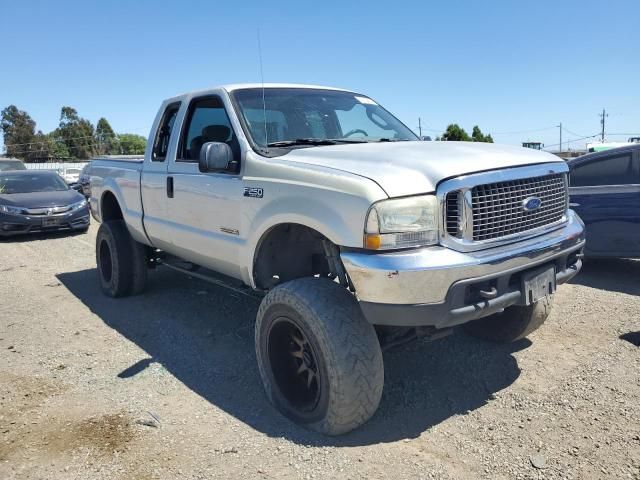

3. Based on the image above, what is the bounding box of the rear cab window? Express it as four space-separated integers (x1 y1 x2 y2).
152 102 181 161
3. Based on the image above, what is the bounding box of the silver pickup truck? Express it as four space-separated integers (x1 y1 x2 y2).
90 84 585 435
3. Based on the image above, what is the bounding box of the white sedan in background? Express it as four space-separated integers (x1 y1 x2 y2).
59 167 82 185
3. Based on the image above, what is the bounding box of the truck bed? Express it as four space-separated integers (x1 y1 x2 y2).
89 156 147 244
92 155 144 163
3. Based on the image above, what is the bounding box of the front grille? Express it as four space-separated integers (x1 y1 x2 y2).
445 192 461 237
23 206 71 216
444 173 568 243
471 173 567 241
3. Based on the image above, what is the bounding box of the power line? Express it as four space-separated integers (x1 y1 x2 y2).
542 134 599 150
6 143 109 156
563 127 585 137
2 127 149 148
492 126 557 135
3 133 115 148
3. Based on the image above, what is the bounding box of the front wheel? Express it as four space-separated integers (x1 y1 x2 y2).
463 296 553 343
255 278 384 436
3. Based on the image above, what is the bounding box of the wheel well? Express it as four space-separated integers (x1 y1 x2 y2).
253 224 346 290
101 191 124 222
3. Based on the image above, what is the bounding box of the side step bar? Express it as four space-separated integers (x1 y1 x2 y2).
156 258 263 301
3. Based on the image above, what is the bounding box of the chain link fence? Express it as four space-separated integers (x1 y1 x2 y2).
25 161 89 172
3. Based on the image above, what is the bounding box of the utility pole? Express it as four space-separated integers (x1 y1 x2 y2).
599 109 608 142
557 122 562 152
418 117 422 138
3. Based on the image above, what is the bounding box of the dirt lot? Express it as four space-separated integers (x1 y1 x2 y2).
1 223 639 480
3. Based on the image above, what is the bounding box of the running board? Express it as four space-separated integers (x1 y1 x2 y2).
156 259 263 301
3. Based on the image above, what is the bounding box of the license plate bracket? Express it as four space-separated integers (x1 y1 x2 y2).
42 217 60 227
522 265 556 305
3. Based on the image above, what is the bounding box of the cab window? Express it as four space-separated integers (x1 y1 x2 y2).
179 96 240 166
152 102 180 161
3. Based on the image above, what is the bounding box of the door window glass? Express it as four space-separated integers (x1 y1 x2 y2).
152 102 180 161
570 154 634 187
179 96 239 163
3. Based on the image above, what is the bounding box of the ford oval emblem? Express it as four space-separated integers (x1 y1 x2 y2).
523 197 542 211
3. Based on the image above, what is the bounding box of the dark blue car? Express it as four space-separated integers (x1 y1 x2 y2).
0 170 90 237
568 144 640 257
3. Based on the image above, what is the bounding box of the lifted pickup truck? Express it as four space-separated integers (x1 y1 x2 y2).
90 84 585 435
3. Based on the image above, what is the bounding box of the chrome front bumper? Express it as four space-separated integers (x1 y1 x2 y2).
340 210 585 327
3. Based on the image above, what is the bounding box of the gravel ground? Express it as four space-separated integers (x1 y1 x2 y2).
1 223 639 480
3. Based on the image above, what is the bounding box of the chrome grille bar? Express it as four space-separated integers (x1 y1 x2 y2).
438 164 570 252
471 174 567 241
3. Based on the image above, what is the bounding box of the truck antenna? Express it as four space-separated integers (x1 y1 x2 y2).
257 28 268 152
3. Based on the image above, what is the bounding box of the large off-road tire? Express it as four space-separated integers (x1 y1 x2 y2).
463 295 553 343
255 277 384 436
96 220 147 298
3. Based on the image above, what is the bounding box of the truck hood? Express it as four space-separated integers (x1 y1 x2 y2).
280 141 565 197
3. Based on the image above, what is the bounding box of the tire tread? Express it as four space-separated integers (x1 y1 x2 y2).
256 278 383 435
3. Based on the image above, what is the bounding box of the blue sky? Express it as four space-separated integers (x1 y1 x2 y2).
1 0 638 152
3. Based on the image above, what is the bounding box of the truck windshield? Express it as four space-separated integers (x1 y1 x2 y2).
231 88 418 150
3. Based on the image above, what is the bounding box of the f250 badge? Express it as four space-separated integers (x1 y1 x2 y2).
244 187 264 198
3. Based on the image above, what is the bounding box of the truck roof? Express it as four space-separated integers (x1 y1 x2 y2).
167 83 354 103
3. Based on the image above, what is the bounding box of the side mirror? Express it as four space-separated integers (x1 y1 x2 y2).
199 142 234 173
71 183 83 191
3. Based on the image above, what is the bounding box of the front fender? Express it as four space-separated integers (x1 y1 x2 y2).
242 193 374 288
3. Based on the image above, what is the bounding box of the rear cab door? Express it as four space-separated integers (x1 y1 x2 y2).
569 149 640 256
140 101 182 251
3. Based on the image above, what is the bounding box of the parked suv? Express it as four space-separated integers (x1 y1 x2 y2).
568 144 640 257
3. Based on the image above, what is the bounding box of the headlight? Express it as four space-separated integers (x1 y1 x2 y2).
364 195 439 250
0 204 24 215
70 199 87 211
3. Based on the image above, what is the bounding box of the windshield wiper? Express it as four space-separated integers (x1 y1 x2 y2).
267 138 339 147
266 138 369 148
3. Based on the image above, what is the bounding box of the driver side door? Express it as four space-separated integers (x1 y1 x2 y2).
165 95 245 279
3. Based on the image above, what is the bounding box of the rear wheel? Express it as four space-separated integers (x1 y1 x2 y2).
96 220 148 297
463 296 553 343
255 278 384 435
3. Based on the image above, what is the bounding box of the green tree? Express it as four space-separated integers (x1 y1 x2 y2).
28 131 55 161
441 124 471 141
118 133 146 154
0 105 37 160
58 106 96 159
46 131 71 159
471 125 494 143
95 117 119 155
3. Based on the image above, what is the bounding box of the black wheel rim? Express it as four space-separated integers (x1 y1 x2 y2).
267 317 321 413
99 239 113 283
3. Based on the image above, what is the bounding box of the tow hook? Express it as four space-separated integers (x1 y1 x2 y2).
479 287 498 300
